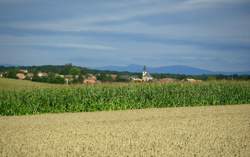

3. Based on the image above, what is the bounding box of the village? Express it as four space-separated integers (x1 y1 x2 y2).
0 65 202 84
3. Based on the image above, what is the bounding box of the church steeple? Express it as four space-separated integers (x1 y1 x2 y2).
142 65 153 82
143 65 146 72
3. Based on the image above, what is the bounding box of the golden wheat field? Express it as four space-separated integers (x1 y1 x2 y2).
0 105 250 157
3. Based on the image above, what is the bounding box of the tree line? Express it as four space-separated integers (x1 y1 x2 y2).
0 64 249 84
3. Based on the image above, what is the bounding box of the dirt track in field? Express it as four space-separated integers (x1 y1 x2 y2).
0 105 250 157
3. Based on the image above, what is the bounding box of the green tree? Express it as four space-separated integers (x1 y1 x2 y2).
97 73 113 82
116 74 130 82
69 67 81 75
7 69 19 79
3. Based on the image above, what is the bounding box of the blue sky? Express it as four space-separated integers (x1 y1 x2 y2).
0 0 249 72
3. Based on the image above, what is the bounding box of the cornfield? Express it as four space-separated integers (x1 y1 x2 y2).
0 81 250 115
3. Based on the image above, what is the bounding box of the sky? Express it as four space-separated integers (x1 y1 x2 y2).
0 0 250 72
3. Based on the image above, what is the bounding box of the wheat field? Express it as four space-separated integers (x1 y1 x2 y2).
0 104 249 157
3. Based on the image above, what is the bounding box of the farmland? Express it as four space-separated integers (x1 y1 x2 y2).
0 78 250 156
0 78 61 90
0 78 250 115
0 105 249 156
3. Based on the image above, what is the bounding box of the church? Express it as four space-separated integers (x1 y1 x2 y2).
142 65 153 82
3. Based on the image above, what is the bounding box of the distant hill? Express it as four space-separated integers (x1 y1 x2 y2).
149 65 213 75
97 64 250 75
0 64 17 67
97 64 142 73
1 63 249 75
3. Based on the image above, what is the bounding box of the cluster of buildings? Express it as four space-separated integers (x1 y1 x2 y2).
16 70 34 80
15 70 52 80
130 66 202 83
11 68 155 84
12 69 99 84
0 66 202 84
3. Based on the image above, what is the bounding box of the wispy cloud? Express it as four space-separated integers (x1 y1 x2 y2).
2 0 249 26
0 35 116 50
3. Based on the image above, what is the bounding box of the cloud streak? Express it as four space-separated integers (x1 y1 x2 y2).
0 35 116 50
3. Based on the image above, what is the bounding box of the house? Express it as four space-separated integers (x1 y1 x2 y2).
131 78 143 82
59 75 64 78
83 76 97 84
130 76 143 82
65 75 73 79
64 75 74 84
110 74 118 81
19 69 28 74
16 73 26 80
186 78 202 83
159 78 177 83
26 73 34 80
37 72 48 77
142 66 153 82
75 75 79 79
55 74 64 78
